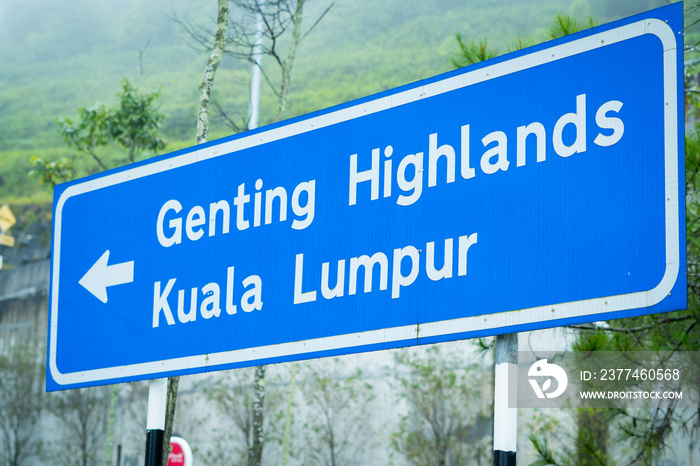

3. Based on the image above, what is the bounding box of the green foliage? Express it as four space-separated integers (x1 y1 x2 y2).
450 35 497 69
506 36 535 53
202 369 260 465
547 13 583 38
450 11 595 71
45 387 111 466
529 434 565 466
106 77 165 162
200 367 285 466
0 345 45 466
571 328 611 352
300 359 376 466
687 86 700 294
0 0 673 203
574 408 614 466
0 150 54 203
57 104 109 169
56 77 165 173
28 155 75 187
391 345 491 466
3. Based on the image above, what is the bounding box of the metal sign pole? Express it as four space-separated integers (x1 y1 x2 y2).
145 378 167 466
493 333 517 465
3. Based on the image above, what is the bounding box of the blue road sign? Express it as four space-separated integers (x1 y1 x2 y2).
48 4 686 390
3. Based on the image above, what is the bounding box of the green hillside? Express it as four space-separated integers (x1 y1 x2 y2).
0 0 671 203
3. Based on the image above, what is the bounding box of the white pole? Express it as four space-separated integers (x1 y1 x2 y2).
249 0 265 130
145 378 168 466
493 333 517 465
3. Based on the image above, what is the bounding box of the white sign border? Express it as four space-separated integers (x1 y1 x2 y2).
49 17 680 387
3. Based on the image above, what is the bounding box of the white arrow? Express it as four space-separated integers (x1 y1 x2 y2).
79 250 134 303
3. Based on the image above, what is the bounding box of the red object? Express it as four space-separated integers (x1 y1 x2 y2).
168 441 185 465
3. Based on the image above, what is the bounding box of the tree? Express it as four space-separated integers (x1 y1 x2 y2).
249 365 266 466
174 3 332 465
202 367 284 465
281 363 298 466
155 1 231 464
300 359 376 466
161 3 230 465
47 387 111 466
195 0 229 145
28 72 168 466
55 76 165 172
391 345 492 466
28 155 75 187
0 345 44 466
528 332 618 466
547 13 595 39
103 78 166 163
175 0 333 128
450 35 497 69
450 13 592 70
111 381 150 466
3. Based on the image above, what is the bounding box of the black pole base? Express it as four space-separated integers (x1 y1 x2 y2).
494 449 516 466
145 429 164 466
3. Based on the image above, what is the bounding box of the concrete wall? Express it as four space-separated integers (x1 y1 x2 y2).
0 259 49 354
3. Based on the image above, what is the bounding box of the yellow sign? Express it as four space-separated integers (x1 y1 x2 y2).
0 205 16 232
0 234 15 247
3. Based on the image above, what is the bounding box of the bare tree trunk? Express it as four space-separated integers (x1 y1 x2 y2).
274 0 304 122
105 384 118 466
249 365 266 466
161 377 180 466
159 2 229 464
251 3 304 461
196 0 229 144
281 363 298 466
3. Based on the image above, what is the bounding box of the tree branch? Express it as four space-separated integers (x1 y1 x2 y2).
568 315 694 333
300 2 334 42
196 0 229 145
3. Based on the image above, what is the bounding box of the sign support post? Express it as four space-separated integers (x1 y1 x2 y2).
493 333 518 465
145 378 167 466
